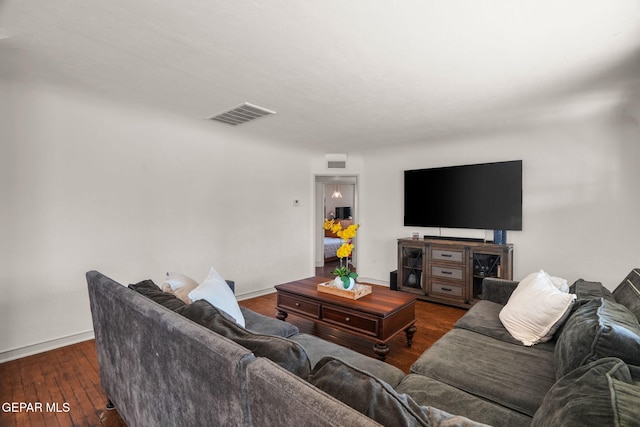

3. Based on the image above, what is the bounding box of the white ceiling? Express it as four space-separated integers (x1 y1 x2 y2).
1 1 639 151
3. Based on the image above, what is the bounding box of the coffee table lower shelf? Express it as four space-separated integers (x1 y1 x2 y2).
275 278 417 361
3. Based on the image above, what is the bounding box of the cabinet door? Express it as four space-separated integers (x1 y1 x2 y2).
398 243 426 295
470 248 512 301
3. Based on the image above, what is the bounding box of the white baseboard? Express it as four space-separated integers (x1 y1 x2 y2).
0 330 95 364
358 277 390 287
236 287 277 301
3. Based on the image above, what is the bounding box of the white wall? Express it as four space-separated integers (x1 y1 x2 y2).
0 80 313 360
357 110 640 290
3 79 639 361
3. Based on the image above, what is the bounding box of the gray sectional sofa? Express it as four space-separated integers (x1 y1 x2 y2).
86 269 640 426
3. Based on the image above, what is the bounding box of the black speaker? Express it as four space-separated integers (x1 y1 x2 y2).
390 270 398 291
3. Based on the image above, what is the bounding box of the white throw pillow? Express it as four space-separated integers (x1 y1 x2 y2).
162 272 199 292
188 267 246 327
543 271 569 293
499 270 576 346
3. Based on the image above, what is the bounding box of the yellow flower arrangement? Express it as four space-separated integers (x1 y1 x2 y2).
336 242 354 259
323 219 360 288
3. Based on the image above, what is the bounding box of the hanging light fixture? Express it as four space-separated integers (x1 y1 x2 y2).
331 185 343 198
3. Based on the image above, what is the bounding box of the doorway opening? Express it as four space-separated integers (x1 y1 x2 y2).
314 175 358 277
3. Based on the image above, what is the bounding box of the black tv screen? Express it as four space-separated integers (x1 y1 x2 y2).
336 206 352 219
404 160 522 230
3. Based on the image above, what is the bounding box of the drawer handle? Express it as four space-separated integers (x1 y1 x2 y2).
441 254 453 258
345 317 350 322
442 287 452 292
295 303 300 307
441 270 453 275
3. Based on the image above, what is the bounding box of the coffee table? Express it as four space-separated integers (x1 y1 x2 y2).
275 277 417 361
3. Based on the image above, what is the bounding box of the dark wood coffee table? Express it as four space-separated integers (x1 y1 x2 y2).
275 277 417 361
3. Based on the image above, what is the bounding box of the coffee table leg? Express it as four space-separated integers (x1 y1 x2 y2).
405 324 417 347
276 310 288 321
373 343 390 361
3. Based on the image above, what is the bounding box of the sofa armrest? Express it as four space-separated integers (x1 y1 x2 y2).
481 278 519 305
226 280 235 294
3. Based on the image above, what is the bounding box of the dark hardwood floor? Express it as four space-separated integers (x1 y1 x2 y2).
316 258 341 277
0 340 127 427
0 276 465 426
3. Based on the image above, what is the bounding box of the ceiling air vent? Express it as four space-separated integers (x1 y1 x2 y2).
208 102 276 126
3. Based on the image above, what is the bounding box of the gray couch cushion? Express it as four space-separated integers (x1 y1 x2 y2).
396 374 531 427
532 358 640 427
289 333 406 388
240 307 299 338
128 279 187 312
455 300 554 351
613 268 640 321
411 328 555 417
308 357 488 427
182 300 311 378
554 297 640 379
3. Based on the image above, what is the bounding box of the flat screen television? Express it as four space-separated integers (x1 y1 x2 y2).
404 160 522 230
336 206 352 219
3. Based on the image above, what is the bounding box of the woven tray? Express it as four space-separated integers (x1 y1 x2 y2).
317 280 373 300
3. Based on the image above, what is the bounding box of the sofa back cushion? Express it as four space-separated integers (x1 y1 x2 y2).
613 268 640 322
554 297 640 379
181 300 311 378
532 358 640 427
240 307 299 338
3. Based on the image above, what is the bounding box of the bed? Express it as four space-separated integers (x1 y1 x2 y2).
323 236 343 261
323 219 352 262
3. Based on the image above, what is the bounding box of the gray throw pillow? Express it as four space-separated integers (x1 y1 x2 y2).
554 297 640 379
128 279 187 312
181 300 311 378
569 279 616 305
308 356 488 427
532 357 640 427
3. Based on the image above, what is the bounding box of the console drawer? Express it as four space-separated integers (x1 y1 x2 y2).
277 294 320 318
431 266 463 280
431 249 464 263
430 282 464 298
321 306 378 337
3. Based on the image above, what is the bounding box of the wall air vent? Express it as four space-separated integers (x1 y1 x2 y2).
327 161 346 169
208 102 276 126
325 153 348 169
